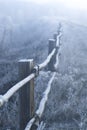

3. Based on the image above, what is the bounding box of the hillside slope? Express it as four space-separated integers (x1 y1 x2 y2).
0 19 87 130
40 22 87 130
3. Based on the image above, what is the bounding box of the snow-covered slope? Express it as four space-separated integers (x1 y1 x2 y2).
0 14 87 129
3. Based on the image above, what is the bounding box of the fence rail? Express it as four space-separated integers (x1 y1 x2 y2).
0 33 62 108
25 72 56 130
0 25 62 130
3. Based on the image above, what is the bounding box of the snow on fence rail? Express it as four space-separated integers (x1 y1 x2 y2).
25 72 56 130
0 26 62 130
24 33 62 130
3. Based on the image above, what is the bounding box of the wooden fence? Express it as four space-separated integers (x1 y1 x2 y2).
0 25 62 130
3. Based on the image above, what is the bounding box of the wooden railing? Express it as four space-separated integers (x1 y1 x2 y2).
0 25 62 130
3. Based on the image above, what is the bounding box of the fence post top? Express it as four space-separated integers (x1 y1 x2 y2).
19 59 34 63
48 39 55 42
53 33 58 41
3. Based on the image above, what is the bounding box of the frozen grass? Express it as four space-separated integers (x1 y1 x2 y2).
0 20 87 129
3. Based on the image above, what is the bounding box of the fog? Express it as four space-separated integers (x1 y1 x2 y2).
1 0 87 60
0 0 87 25
0 0 87 130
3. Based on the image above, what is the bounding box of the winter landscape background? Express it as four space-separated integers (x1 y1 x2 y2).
0 0 87 130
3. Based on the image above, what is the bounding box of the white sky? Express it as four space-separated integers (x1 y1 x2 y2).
23 0 87 10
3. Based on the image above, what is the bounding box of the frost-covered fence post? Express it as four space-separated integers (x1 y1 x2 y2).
48 39 56 71
57 23 62 35
19 59 34 130
53 33 58 41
